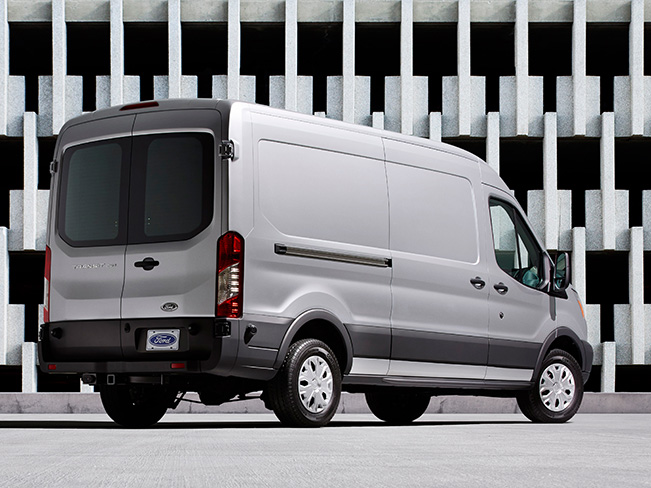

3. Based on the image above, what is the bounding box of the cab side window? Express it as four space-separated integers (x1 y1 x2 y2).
489 199 544 289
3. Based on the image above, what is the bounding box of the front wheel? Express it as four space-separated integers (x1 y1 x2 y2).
266 339 342 427
100 385 172 428
365 390 431 424
517 349 584 423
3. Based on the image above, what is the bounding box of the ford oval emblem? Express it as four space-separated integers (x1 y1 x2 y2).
161 302 178 312
148 333 177 347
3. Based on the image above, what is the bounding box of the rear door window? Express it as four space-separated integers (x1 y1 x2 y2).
58 132 214 247
58 139 130 247
128 133 214 243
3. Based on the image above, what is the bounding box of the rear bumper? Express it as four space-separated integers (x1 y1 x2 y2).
39 317 233 375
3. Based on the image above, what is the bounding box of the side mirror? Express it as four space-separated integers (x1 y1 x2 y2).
551 252 570 296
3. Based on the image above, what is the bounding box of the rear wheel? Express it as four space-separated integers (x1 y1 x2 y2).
517 349 584 423
100 385 172 428
365 390 431 425
266 339 342 427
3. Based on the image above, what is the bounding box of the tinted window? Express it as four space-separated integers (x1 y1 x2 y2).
144 136 204 237
58 133 214 247
489 198 544 288
129 133 214 243
59 140 129 246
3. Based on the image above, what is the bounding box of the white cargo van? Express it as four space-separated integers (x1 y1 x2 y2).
40 99 593 427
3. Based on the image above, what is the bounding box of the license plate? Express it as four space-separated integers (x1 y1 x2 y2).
146 329 180 351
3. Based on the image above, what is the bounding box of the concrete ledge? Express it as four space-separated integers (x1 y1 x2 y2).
1 392 650 415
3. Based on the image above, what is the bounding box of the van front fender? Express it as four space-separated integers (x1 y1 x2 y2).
532 327 593 384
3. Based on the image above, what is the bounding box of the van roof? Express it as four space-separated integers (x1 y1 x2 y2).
60 98 484 166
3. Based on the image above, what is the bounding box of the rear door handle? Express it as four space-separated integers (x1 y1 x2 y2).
134 257 160 271
470 277 485 289
494 282 509 295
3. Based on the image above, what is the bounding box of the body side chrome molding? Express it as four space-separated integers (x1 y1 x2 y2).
274 244 391 268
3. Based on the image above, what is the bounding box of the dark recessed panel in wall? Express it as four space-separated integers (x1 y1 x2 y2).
584 365 601 392
414 24 457 113
586 251 629 343
9 23 53 112
182 23 228 99
38 137 56 190
0 139 24 228
0 367 21 393
471 23 515 113
529 24 572 113
67 23 110 112
615 139 651 227
298 24 342 114
124 23 168 101
615 365 651 392
557 139 601 228
241 24 285 106
9 252 45 344
645 252 651 304
356 24 400 114
445 138 486 162
586 23 629 112
499 139 544 210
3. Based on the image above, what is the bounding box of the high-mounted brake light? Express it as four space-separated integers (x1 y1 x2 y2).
44 245 51 323
119 101 159 111
216 232 244 318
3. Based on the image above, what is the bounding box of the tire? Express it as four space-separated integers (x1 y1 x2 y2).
266 339 342 427
517 349 584 423
100 385 172 428
365 390 431 425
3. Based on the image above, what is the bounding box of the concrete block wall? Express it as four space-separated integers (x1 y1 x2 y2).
0 0 650 393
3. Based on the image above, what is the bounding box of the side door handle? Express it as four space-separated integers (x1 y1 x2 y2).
494 282 509 295
134 257 160 271
470 277 485 289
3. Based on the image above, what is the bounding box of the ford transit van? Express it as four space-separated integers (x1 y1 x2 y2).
39 99 593 427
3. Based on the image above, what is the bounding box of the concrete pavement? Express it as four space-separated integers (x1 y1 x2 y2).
0 413 650 487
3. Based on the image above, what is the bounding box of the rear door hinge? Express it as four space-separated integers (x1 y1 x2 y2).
49 160 58 174
214 320 231 337
218 140 235 160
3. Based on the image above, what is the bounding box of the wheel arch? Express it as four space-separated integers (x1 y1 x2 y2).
273 309 353 375
532 327 591 383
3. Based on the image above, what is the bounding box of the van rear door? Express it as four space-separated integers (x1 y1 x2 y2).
50 117 133 325
120 111 221 353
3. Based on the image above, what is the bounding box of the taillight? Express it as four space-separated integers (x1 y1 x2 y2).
44 245 51 323
216 232 244 318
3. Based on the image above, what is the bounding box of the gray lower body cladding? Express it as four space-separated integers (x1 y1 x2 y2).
38 317 594 387
38 317 283 381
